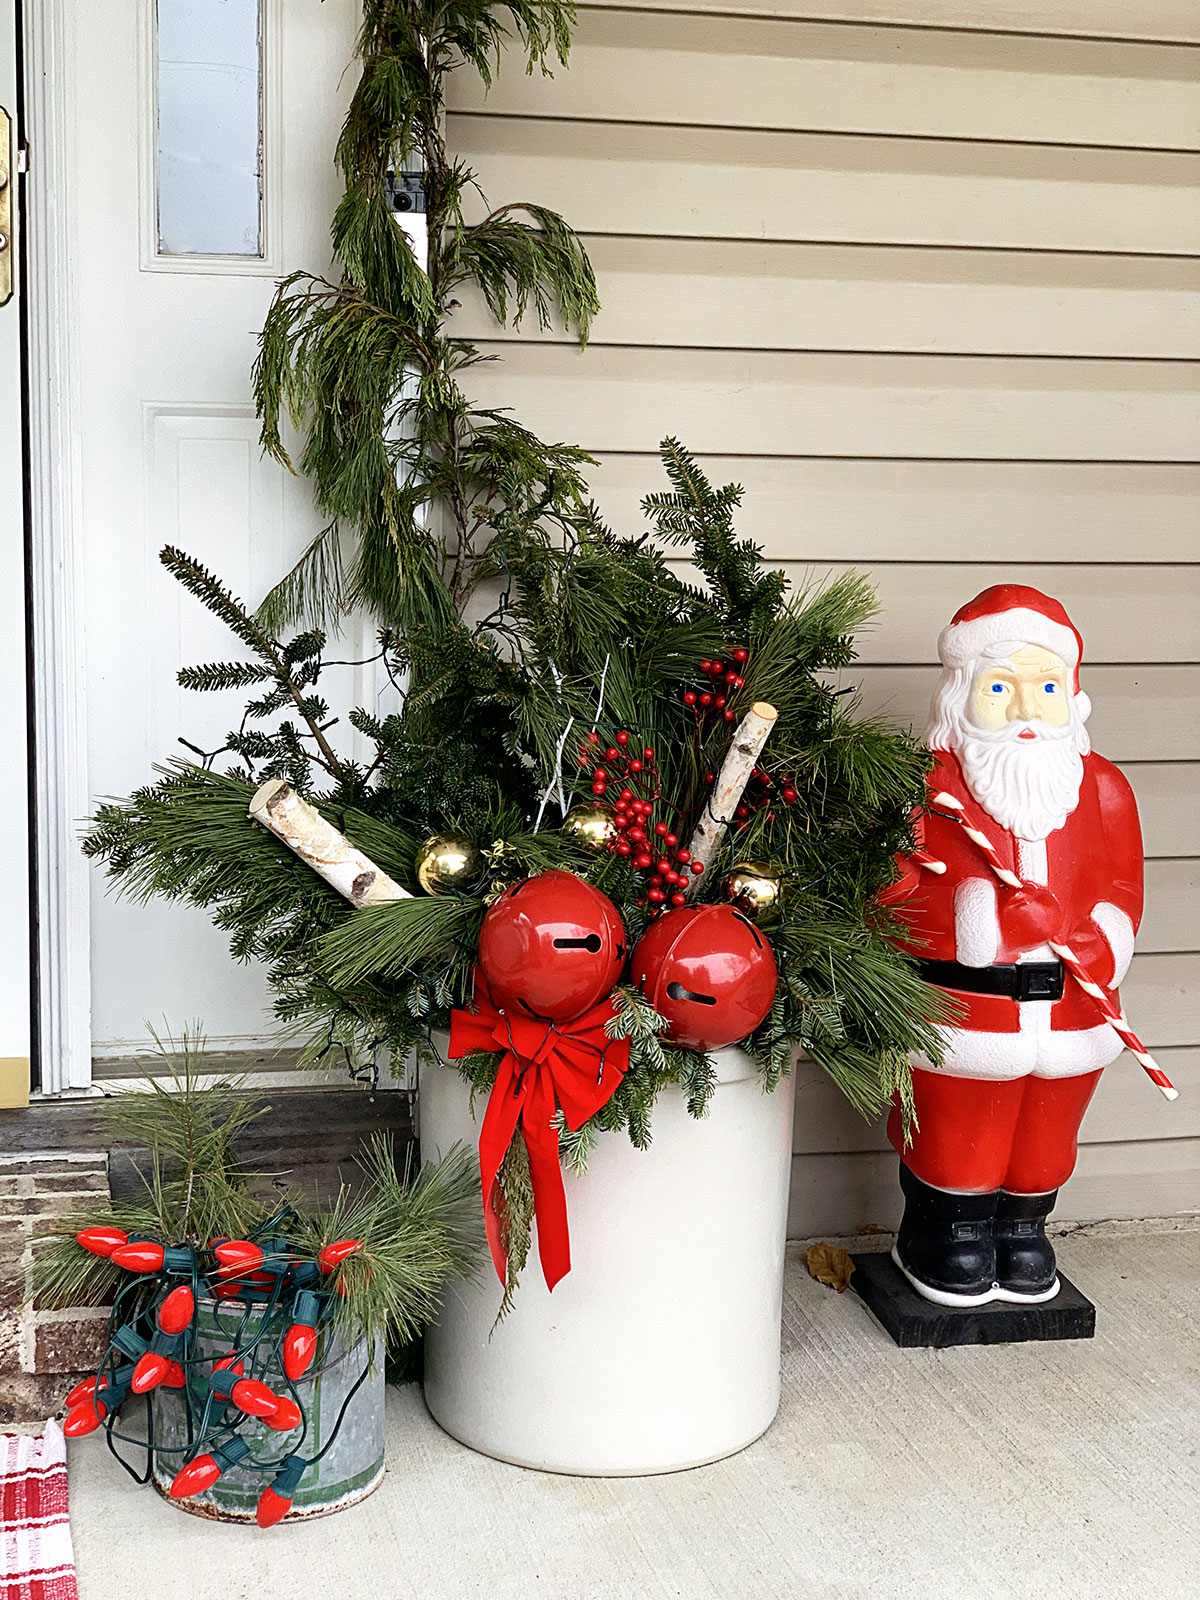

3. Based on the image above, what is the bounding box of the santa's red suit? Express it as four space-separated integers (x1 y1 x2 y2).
885 589 1143 1198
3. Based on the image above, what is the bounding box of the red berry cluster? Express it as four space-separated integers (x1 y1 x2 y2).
580 729 704 908
681 648 749 724
734 765 799 830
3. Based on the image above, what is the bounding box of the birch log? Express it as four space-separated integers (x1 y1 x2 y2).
684 702 778 893
248 778 410 907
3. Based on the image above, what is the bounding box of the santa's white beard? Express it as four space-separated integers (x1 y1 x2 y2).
955 726 1085 841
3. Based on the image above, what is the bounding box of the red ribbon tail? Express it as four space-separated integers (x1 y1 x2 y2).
477 1057 525 1287
523 1069 572 1292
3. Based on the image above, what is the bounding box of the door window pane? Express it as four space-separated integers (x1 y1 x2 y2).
156 0 262 257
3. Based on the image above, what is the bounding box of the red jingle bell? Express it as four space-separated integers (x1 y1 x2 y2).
630 904 777 1051
477 869 626 1023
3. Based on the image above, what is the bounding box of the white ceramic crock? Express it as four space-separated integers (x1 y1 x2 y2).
420 1045 795 1476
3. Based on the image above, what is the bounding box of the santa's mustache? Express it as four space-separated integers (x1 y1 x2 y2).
964 716 1076 744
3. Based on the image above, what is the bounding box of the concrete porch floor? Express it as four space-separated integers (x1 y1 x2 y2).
67 1224 1199 1600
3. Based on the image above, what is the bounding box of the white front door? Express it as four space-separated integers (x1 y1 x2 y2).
33 0 362 1078
0 1 29 1102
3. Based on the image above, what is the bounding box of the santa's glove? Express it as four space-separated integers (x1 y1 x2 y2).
998 883 1064 951
1058 919 1120 990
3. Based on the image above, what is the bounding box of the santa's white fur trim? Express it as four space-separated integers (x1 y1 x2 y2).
912 1019 1125 1080
938 608 1079 675
1091 902 1135 988
954 878 999 967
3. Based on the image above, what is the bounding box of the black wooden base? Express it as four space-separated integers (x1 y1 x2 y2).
851 1250 1095 1348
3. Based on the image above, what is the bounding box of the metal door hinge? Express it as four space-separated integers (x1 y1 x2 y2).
0 107 11 306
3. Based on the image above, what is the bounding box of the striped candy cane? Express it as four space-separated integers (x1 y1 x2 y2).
925 790 1177 1102
911 848 946 876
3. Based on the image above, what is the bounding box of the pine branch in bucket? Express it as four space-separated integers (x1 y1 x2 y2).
35 1032 483 1527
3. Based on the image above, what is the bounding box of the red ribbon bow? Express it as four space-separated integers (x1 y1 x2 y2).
448 981 629 1291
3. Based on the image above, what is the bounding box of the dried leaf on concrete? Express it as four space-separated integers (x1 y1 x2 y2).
806 1242 855 1293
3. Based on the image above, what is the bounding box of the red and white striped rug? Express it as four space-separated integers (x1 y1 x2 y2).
1 1421 78 1600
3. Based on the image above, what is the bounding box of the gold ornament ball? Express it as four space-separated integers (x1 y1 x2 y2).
562 801 618 853
722 861 783 921
415 834 480 895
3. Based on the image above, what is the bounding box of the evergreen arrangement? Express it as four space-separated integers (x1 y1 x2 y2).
83 0 945 1291
37 1033 481 1345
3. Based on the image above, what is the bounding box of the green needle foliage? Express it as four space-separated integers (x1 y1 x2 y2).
83 0 945 1290
35 1032 482 1348
86 440 947 1115
253 0 597 638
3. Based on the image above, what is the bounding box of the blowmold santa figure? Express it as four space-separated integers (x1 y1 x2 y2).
886 585 1144 1309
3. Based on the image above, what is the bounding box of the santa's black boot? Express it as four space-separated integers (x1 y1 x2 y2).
891 1163 999 1307
993 1190 1061 1303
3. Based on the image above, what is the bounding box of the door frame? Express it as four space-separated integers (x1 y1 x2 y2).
23 0 92 1094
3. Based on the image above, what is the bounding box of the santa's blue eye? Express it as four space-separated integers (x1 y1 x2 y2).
1043 683 1057 694
990 683 1004 694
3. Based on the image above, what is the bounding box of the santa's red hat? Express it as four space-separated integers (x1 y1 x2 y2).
937 585 1083 693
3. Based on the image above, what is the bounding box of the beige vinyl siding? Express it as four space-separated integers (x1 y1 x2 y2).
449 5 1200 1233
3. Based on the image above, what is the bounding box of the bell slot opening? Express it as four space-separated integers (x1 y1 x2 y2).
553 935 603 953
665 981 717 1006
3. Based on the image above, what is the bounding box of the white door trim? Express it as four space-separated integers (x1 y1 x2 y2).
23 0 93 1093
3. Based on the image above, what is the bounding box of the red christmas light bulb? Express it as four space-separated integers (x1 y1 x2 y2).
170 1454 221 1499
264 1395 303 1433
213 1239 264 1277
130 1350 172 1394
157 1284 195 1335
230 1377 282 1419
283 1326 317 1382
257 1485 293 1529
161 1360 187 1389
63 1396 107 1437
64 1375 99 1409
76 1226 128 1259
110 1240 165 1273
317 1238 363 1273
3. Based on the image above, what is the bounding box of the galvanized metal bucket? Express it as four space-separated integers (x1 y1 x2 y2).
150 1295 385 1523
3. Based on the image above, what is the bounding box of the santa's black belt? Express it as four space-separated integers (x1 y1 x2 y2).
916 958 1065 1002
